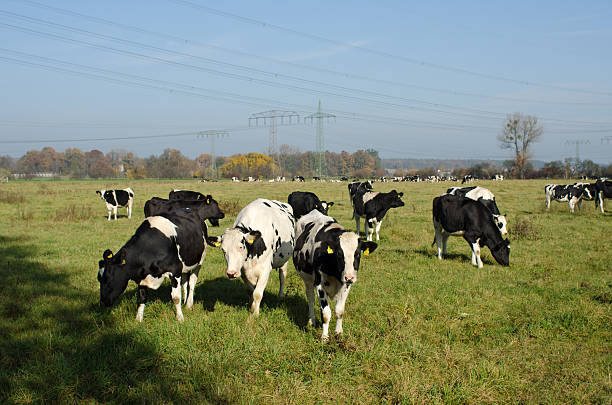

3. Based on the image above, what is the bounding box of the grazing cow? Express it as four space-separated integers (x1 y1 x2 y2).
287 191 334 219
144 196 224 226
493 174 504 181
433 194 510 268
313 176 321 181
348 180 373 203
293 210 377 340
352 189 404 241
446 186 507 236
595 179 612 213
210 199 295 316
232 176 240 182
97 209 214 322
545 184 584 213
340 176 348 181
293 175 305 182
169 189 205 201
96 188 134 220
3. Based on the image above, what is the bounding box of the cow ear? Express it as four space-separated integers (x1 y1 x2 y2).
327 201 334 207
245 230 262 244
102 249 113 261
360 241 378 256
398 192 404 197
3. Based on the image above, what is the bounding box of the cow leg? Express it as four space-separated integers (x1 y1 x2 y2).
470 242 483 268
598 193 604 213
442 232 450 255
334 284 351 336
251 266 271 316
433 220 444 259
355 215 360 236
136 286 147 322
302 276 316 326
127 200 133 219
316 285 332 340
366 218 374 241
374 219 383 241
186 268 199 309
113 205 118 220
107 208 112 221
577 198 583 211
170 275 184 322
277 262 288 299
569 199 575 213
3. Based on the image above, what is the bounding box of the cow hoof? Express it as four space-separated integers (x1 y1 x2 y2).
176 313 184 322
320 335 329 342
135 314 143 322
277 293 285 300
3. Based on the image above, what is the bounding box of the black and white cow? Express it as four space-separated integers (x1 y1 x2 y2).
446 186 507 236
169 189 205 201
433 194 510 268
144 196 224 226
96 187 134 220
348 181 373 210
352 189 404 241
293 210 377 340
287 191 334 219
293 176 305 182
545 184 585 213
572 182 598 211
595 179 612 213
209 198 295 316
462 174 474 184
97 209 214 322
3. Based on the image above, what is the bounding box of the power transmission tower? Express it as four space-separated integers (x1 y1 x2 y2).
197 130 229 178
304 100 335 177
602 136 612 144
565 139 590 167
249 110 299 174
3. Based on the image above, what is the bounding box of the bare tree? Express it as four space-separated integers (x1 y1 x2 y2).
498 112 543 179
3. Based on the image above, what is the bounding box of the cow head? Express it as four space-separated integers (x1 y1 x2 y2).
386 190 405 208
493 214 508 237
321 232 377 285
489 239 510 266
318 201 334 215
96 190 105 200
212 227 266 279
97 248 130 307
200 195 225 226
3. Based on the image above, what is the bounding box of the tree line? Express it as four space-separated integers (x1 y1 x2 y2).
0 146 385 179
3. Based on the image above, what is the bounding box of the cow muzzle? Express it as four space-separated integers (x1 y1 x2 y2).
226 270 240 279
344 275 356 285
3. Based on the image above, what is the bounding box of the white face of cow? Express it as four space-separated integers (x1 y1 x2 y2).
218 228 262 279
494 214 508 237
338 232 359 284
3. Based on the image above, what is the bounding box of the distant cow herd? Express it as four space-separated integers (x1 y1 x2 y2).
95 176 609 339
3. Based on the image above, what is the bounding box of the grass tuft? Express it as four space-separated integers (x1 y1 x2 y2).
54 204 96 221
219 198 242 217
509 216 539 240
0 191 27 203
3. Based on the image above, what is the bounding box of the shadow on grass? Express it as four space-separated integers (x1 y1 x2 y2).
0 235 232 404
413 247 497 266
198 277 311 328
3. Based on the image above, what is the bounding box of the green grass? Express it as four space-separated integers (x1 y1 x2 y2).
0 179 610 404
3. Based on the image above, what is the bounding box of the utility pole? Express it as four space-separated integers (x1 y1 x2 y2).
249 110 299 175
304 100 335 177
197 130 229 178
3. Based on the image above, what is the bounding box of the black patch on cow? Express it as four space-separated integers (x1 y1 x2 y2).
275 229 279 236
103 190 117 206
144 196 224 226
263 201 271 207
246 235 266 259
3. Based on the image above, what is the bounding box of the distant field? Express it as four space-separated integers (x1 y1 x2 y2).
0 178 610 404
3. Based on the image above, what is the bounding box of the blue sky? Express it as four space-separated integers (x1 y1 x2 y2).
1 0 611 163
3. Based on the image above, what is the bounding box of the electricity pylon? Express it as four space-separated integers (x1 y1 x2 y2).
304 101 335 177
565 139 590 165
249 110 299 174
197 130 229 178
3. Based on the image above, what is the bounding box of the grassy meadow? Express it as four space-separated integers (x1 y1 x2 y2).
0 178 610 404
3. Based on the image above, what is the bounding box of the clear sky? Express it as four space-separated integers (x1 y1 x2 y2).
1 0 611 163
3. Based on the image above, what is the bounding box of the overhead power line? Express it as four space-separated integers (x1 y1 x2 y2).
166 0 612 97
1 16 610 128
8 0 609 107
1 50 610 138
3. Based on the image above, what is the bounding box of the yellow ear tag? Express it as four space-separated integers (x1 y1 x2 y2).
247 238 254 244
106 252 113 258
122 259 126 264
364 248 370 256
327 246 334 254
214 241 220 247
206 198 210 204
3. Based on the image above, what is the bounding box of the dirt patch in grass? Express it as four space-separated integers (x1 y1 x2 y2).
0 191 27 203
54 205 96 221
510 217 539 240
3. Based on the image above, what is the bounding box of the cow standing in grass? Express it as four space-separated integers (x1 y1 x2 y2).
210 199 295 316
146 195 224 226
433 194 510 268
446 186 507 237
97 209 215 322
595 179 612 213
352 189 404 241
287 191 334 219
96 188 134 220
293 210 377 340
